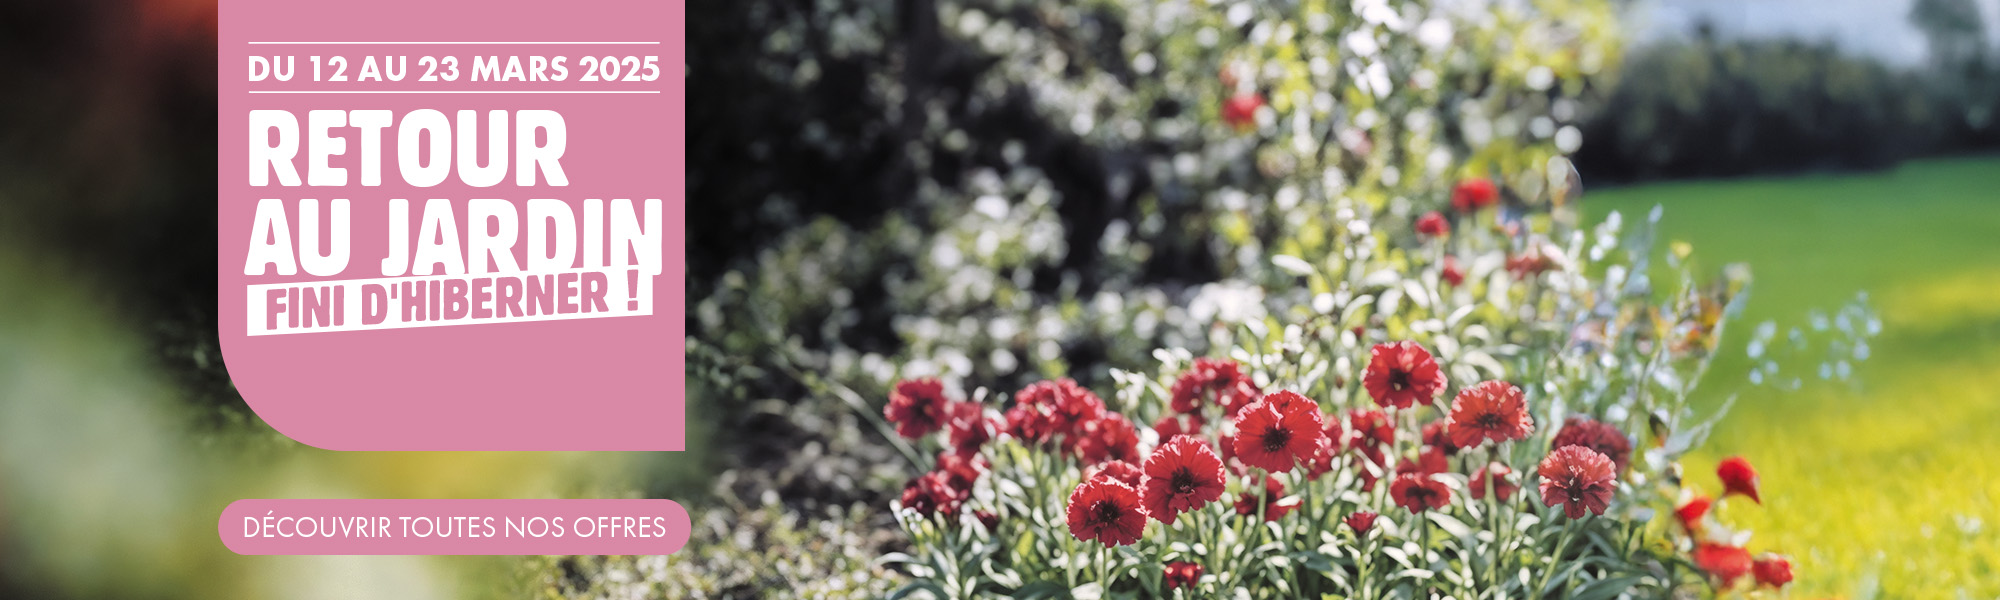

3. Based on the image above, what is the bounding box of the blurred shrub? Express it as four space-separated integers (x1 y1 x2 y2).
1577 23 2000 182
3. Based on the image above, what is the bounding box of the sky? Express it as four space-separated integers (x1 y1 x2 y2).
1628 0 2000 66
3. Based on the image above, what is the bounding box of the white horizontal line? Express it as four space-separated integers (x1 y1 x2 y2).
247 41 660 45
247 90 661 94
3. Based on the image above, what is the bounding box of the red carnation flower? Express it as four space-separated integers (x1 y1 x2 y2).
1344 511 1379 536
1140 435 1227 523
900 471 965 518
1232 391 1325 472
885 378 952 439
1066 475 1148 547
1347 409 1395 451
946 402 999 457
1693 543 1753 587
1305 437 1338 480
1506 239 1562 279
1222 94 1264 131
1234 475 1296 521
1390 472 1452 514
1354 452 1387 491
1048 382 1107 443
1446 380 1534 449
1004 404 1051 445
1086 459 1144 488
1258 389 1323 423
935 453 986 493
1450 177 1499 212
1153 413 1205 440
1363 341 1448 409
974 509 999 532
1077 412 1142 464
1397 445 1450 476
1752 553 1794 588
1718 456 1761 504
1676 495 1712 532
1469 462 1518 502
1441 255 1466 287
1415 211 1450 237
1551 417 1633 473
1422 419 1459 455
1163 561 1204 590
1537 445 1617 519
1170 358 1261 416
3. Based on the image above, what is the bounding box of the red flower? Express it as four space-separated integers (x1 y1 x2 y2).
1506 240 1562 278
1009 379 1106 451
1450 177 1499 212
1304 437 1338 480
1693 543 1753 587
1170 358 1261 416
1396 445 1450 476
1353 452 1387 491
1551 417 1633 473
885 378 952 439
1047 383 1107 443
1537 445 1617 518
946 402 999 456
1344 511 1379 536
1163 561 1204 590
1441 255 1465 287
1004 405 1052 445
1153 413 1205 440
1363 341 1448 409
1469 462 1518 502
1422 420 1459 455
1077 412 1142 464
1222 94 1264 130
1390 473 1452 514
1718 456 1762 504
1065 475 1148 547
1676 495 1712 532
935 453 986 493
1446 380 1534 448
1085 459 1144 488
1415 211 1450 237
1234 475 1296 521
900 471 965 518
1752 553 1794 588
1140 435 1227 523
1232 391 1325 472
974 510 999 531
1346 409 1395 451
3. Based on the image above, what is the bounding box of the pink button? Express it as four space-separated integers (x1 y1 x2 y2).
219 499 689 555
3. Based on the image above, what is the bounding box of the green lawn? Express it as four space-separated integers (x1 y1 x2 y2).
1587 156 2000 598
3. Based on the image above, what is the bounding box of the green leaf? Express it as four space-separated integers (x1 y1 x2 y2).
886 580 946 600
1426 512 1473 538
1568 575 1644 600
1288 550 1336 573
1011 581 1072 600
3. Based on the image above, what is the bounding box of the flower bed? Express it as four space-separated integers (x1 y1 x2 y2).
880 188 1802 596
679 0 1877 596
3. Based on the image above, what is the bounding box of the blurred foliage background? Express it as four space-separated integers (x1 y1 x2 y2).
0 0 1996 598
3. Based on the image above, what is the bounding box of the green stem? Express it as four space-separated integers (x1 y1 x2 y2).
1066 533 1078 589
1099 544 1112 590
1533 516 1579 598
1484 449 1502 597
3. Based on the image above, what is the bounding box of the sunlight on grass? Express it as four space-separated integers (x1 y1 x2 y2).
1591 156 2000 598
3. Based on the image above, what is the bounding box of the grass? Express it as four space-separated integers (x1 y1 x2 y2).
1586 156 2000 598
